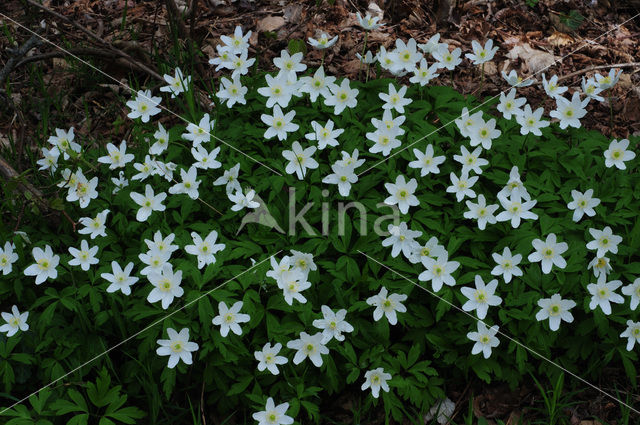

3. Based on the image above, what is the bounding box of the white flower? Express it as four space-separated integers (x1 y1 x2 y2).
566 188 599 222
168 166 201 200
0 241 19 275
384 174 419 214
258 71 294 108
516 105 550 136
66 169 99 209
68 240 99 271
305 120 343 150
324 78 359 115
254 342 288 375
495 192 538 228
446 170 478 202
549 92 589 130
211 301 250 337
278 269 311 305
497 166 531 201
366 286 407 325
308 32 338 49
228 188 260 211
581 77 604 102
102 261 138 295
604 139 636 170
287 332 329 367
461 275 502 319
356 50 377 64
213 163 242 194
220 25 251 55
425 398 456 425
463 194 498 230
261 105 299 141
182 113 214 146
366 128 402 156
111 171 128 194
535 294 576 331
528 233 568 274
468 117 501 150
273 50 306 76
126 89 161 123
147 264 183 309
377 45 401 74
289 250 317 277
24 245 59 285
356 12 383 30
467 322 499 359
454 145 489 175
156 328 199 369
361 368 392 398
209 45 234 71
37 147 59 173
216 74 248 107
322 163 358 197
191 145 222 170
418 33 444 55
152 159 177 180
393 38 421 72
312 305 354 344
132 155 154 181
184 230 225 269
432 46 462 70
160 67 191 98
455 108 484 138
465 39 498 65
144 231 179 257
382 222 422 259
497 88 526 120
282 141 318 179
490 247 522 283
408 237 447 265
0 306 29 337
587 256 612 281
252 397 294 425
595 68 622 90
379 83 412 113
150 122 170 155
266 255 292 284
130 185 167 222
408 145 445 176
47 127 80 160
76 210 108 240
300 66 336 102
228 51 255 78
336 148 365 168
586 226 622 258
419 254 460 292
622 278 640 310
139 249 171 277
410 58 439 86
501 70 535 88
587 279 624 315
542 74 568 99
620 320 640 351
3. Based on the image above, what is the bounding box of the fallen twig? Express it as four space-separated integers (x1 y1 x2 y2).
557 62 640 83
0 34 42 85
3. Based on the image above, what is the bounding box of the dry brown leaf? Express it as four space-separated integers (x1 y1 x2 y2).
257 16 285 33
547 30 574 47
505 42 556 74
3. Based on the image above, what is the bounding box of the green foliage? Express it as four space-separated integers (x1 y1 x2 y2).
1 63 638 425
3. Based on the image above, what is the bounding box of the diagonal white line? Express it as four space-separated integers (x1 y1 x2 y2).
0 251 282 415
358 250 640 415
0 12 283 176
357 12 640 177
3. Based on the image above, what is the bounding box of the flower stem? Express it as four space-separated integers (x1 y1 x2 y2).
608 94 614 135
479 63 485 96
320 50 326 69
358 31 369 80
